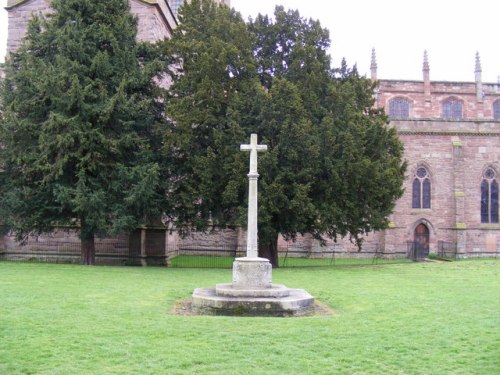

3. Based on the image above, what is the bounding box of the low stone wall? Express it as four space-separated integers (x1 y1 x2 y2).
2 225 496 265
277 232 402 259
0 228 129 265
467 229 499 254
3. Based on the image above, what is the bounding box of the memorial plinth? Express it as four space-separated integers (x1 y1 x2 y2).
191 287 314 317
191 134 315 316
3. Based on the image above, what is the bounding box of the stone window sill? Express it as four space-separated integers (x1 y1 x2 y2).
411 209 432 213
478 224 500 229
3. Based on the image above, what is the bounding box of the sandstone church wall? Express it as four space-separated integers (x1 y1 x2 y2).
386 125 499 254
129 0 177 42
5 0 176 58
466 229 499 255
377 80 500 119
6 0 52 54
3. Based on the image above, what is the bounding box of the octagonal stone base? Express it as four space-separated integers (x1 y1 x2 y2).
215 283 290 298
191 256 315 316
191 286 315 317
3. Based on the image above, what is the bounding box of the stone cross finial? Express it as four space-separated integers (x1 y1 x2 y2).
240 134 267 176
240 134 267 258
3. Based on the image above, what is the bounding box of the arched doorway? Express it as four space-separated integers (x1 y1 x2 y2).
414 223 430 259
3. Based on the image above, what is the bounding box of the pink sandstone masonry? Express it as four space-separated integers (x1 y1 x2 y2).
5 0 176 57
376 80 500 119
129 0 177 42
6 0 51 53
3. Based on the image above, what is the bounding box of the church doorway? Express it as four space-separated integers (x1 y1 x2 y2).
414 223 430 259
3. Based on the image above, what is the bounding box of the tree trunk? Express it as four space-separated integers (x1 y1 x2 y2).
81 237 96 265
80 220 96 265
258 235 279 268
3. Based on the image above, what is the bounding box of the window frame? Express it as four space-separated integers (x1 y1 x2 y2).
388 97 410 120
481 168 499 224
412 166 431 209
493 99 500 120
442 97 463 120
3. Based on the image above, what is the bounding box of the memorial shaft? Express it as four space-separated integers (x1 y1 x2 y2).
240 134 267 258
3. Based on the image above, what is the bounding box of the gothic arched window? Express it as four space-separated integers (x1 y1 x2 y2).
412 167 431 209
442 98 463 120
493 100 500 120
388 97 410 119
481 168 499 223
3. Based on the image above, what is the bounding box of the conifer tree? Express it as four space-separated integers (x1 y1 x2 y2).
0 0 166 265
161 0 256 231
164 2 406 267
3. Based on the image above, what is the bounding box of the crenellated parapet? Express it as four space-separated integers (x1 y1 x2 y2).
374 51 500 121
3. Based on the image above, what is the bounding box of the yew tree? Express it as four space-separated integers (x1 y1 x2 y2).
161 0 256 231
164 1 407 267
0 0 166 265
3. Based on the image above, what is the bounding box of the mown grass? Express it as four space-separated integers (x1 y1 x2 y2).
169 254 413 268
279 256 413 267
170 255 236 268
0 260 498 374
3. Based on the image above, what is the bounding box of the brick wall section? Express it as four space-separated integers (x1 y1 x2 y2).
129 0 176 42
1 229 129 265
373 75 500 256
175 227 240 249
278 231 386 258
387 131 499 253
377 80 500 119
6 0 176 57
6 0 51 54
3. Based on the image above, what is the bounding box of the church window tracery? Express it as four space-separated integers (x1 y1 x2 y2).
481 168 499 223
442 98 463 119
388 97 410 119
412 167 431 209
493 100 500 120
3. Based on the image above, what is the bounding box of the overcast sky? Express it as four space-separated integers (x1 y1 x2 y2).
1 0 499 82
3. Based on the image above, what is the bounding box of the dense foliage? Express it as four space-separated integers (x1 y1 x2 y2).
163 1 407 266
0 0 166 264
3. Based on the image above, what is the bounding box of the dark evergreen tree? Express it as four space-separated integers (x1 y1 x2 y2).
309 61 407 248
249 6 332 122
164 2 406 267
161 0 256 232
0 0 166 265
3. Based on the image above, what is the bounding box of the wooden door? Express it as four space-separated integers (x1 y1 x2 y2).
414 224 430 259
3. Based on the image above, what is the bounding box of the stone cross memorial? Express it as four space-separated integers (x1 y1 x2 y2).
240 133 267 259
191 134 314 316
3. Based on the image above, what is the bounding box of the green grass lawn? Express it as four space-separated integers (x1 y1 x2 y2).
0 260 498 374
169 254 413 268
170 255 236 268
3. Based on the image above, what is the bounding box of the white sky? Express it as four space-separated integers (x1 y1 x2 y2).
1 0 499 82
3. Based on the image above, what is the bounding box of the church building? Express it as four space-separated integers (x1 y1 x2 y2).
367 50 499 258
